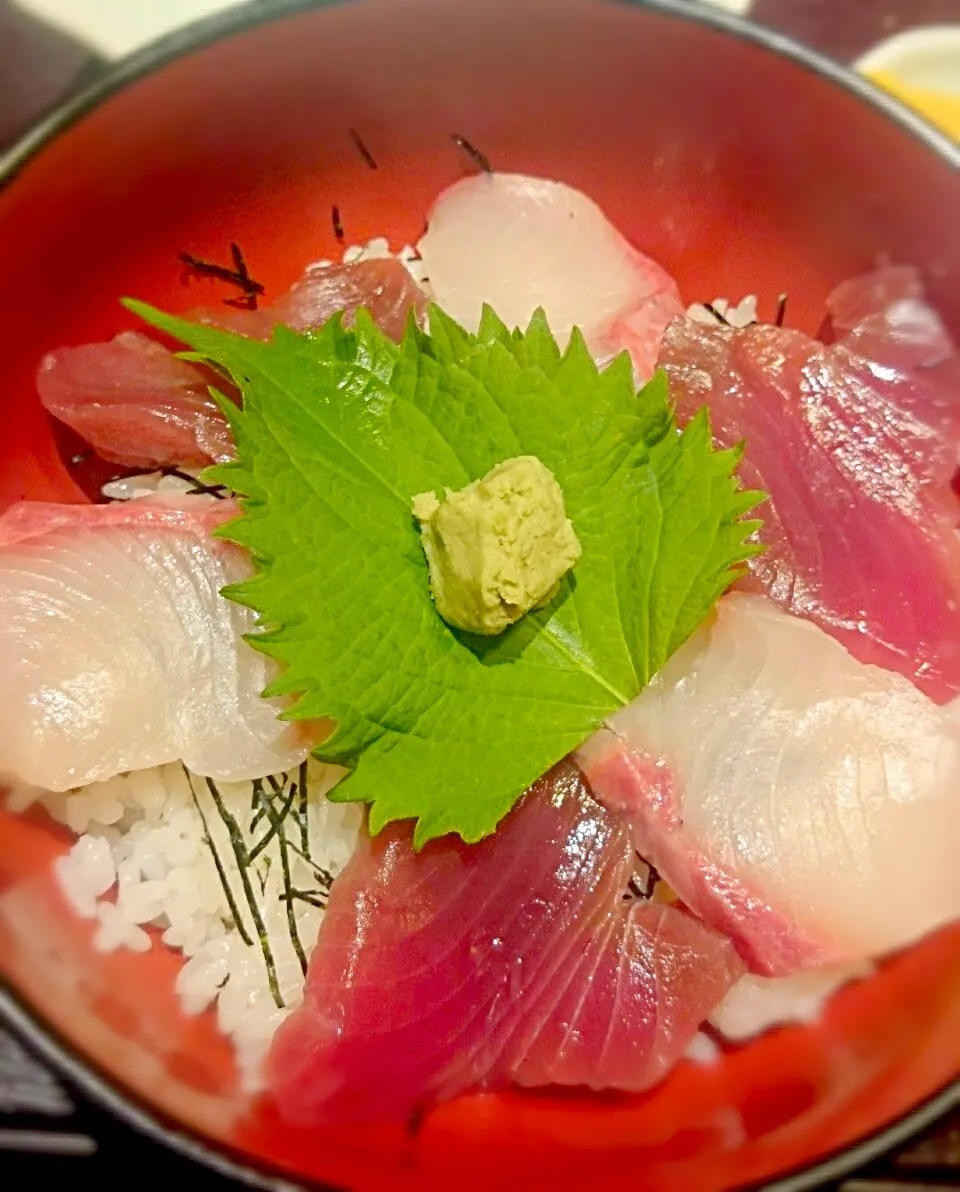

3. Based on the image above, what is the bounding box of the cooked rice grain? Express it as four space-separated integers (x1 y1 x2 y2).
22 760 361 1090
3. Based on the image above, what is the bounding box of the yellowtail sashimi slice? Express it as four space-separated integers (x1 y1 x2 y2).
579 593 960 975
0 496 311 791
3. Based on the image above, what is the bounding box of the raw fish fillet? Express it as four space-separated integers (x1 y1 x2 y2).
417 173 684 378
37 331 233 470
578 594 960 976
196 257 427 343
659 265 960 702
268 762 742 1124
37 260 426 471
0 496 310 790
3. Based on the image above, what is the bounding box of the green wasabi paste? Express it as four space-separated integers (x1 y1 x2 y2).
412 455 582 636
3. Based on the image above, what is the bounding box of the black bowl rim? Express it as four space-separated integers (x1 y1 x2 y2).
0 1 958 1189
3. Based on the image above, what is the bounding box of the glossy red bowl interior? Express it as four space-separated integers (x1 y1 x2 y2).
1 1 959 1189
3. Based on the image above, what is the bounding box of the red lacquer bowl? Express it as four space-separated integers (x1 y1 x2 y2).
1 2 959 1189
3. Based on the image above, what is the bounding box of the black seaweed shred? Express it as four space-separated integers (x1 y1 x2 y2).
297 760 311 863
160 466 228 499
246 780 299 865
253 781 309 975
332 204 345 243
250 776 268 835
184 766 253 947
203 775 285 1008
279 889 328 909
626 858 660 900
450 133 493 173
702 302 731 327
190 766 338 994
178 242 264 310
349 127 378 170
278 811 309 975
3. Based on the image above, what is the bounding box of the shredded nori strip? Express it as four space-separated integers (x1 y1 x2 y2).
252 771 332 888
178 242 264 310
246 779 299 864
297 760 311 862
250 777 268 835
278 815 309 975
160 466 228 499
279 888 329 909
332 204 345 242
282 836 333 890
349 127 378 170
775 293 788 327
184 766 253 947
450 133 492 174
254 782 309 975
204 776 284 1008
628 858 661 900
702 302 731 327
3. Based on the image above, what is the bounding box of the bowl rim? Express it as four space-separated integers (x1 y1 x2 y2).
2 0 959 189
1 1 958 1189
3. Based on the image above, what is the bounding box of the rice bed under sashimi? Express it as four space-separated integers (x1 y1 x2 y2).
3 171 960 1118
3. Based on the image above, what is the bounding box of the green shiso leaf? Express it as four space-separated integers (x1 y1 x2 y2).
124 298 764 848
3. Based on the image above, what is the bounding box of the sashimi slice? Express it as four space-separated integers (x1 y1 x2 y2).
659 265 960 703
268 763 742 1125
417 173 684 378
0 496 311 790
195 257 427 343
37 331 234 470
578 593 960 976
37 260 427 471
513 899 740 1092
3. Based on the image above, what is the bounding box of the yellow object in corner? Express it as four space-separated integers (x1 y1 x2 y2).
856 27 960 142
865 71 960 140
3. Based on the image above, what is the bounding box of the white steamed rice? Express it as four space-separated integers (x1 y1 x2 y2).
11 761 361 1091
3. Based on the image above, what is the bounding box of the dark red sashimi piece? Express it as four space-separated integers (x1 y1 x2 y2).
37 259 427 472
268 763 742 1125
659 266 960 703
513 900 741 1092
194 257 427 343
37 331 234 470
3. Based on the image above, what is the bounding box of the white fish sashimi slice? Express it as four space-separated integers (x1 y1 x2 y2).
417 173 684 377
0 496 311 790
578 593 960 975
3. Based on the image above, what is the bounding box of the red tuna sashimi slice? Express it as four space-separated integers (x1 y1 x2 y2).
37 331 234 470
268 762 742 1125
512 899 739 1091
37 260 427 471
659 265 960 703
0 496 311 790
417 173 684 379
578 593 960 977
195 257 427 343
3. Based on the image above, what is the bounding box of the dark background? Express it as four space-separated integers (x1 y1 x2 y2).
1 1 959 1188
